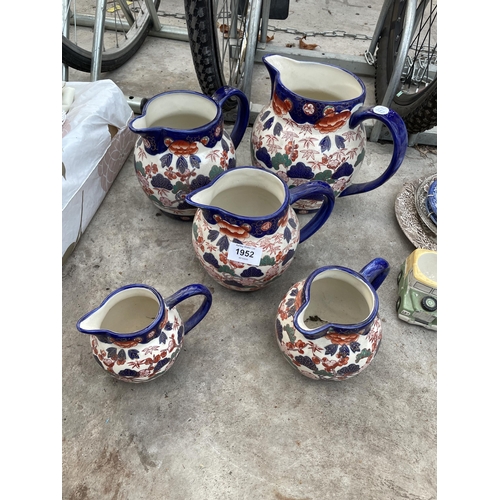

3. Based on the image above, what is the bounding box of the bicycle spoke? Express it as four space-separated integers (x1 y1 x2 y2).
400 0 437 94
62 0 159 73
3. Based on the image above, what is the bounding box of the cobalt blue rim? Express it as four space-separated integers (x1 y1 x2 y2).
426 179 437 222
293 266 379 340
185 166 291 237
264 54 367 123
76 284 164 340
128 90 224 152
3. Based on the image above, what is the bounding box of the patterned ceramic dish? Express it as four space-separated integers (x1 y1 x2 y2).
426 179 437 225
414 174 437 235
395 178 437 251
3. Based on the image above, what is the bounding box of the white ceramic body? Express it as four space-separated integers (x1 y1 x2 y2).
189 167 300 291
275 264 388 380
76 284 212 383
186 167 335 291
251 55 408 213
88 305 185 383
130 88 249 220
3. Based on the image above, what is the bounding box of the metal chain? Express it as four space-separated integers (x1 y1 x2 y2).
157 10 187 20
266 25 371 40
156 11 372 40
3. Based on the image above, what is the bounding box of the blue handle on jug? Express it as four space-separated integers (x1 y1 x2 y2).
359 258 390 291
339 106 408 198
289 181 335 243
164 284 212 335
211 86 250 149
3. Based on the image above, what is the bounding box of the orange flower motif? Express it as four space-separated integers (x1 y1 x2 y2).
278 308 289 321
113 338 142 348
167 140 199 156
272 94 293 116
214 214 251 238
294 340 308 354
285 141 299 161
325 332 359 345
314 109 350 134
220 150 229 168
261 221 272 231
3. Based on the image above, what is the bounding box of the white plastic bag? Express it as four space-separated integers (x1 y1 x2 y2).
62 79 135 263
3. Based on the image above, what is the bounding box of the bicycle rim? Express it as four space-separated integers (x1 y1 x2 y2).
62 0 160 73
375 0 437 133
212 0 252 90
392 0 437 107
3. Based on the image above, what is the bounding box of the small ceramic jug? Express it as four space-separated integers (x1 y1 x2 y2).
185 166 335 291
251 55 408 213
129 87 250 220
275 258 390 380
76 284 212 383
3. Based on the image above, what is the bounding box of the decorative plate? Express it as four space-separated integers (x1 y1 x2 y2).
414 174 437 235
395 178 437 251
426 179 437 225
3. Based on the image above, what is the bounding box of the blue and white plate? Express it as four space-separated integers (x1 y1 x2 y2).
414 174 437 235
426 179 437 225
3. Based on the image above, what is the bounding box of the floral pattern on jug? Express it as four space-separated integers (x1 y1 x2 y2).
251 55 408 213
191 204 301 291
129 87 250 220
251 105 367 213
186 166 335 292
89 304 185 383
134 129 236 220
275 280 383 380
76 284 212 383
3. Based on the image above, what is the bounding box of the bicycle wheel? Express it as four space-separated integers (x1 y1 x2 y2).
184 0 253 111
62 0 160 73
375 0 437 134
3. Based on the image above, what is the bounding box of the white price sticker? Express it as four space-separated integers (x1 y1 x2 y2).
373 105 389 115
228 242 262 265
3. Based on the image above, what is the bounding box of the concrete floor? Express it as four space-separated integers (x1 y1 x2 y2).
62 1 437 498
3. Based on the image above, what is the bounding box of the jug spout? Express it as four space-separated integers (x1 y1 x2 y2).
262 54 307 98
262 54 283 89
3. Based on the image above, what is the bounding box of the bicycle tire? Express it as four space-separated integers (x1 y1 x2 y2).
375 0 437 134
62 0 160 73
184 0 252 111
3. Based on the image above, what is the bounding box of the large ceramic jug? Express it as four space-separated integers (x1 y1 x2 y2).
275 258 389 380
185 166 335 292
129 87 250 220
76 283 212 383
251 55 408 213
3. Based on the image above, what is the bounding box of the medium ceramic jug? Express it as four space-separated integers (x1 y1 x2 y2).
129 87 250 220
185 166 335 292
251 55 408 213
275 258 390 380
76 283 212 383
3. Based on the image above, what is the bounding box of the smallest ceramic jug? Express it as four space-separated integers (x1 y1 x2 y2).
76 284 212 383
129 86 250 220
275 258 389 381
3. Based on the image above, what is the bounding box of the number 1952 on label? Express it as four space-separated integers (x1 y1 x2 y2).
228 242 263 265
